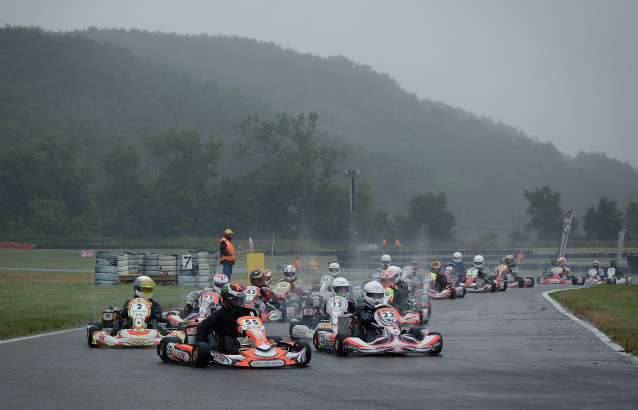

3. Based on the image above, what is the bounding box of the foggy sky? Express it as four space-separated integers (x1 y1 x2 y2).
3 0 637 167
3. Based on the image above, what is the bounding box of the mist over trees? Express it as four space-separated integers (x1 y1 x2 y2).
1 26 638 245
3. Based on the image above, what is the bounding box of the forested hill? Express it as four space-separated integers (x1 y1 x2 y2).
2 26 637 238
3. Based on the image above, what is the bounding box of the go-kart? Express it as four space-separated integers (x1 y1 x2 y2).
421 274 466 299
244 285 288 322
87 297 184 347
460 268 495 293
313 304 442 356
444 264 463 286
538 266 573 284
290 294 350 339
488 265 509 292
573 268 626 285
272 281 300 321
157 315 311 368
606 266 633 284
491 264 535 288
164 291 219 328
382 287 431 324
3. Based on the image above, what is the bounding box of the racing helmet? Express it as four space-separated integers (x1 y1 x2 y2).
473 255 485 269
283 264 297 282
453 252 463 263
410 256 420 268
250 269 265 286
592 260 600 269
332 277 350 298
504 255 514 265
381 254 391 267
211 273 229 293
379 270 395 286
328 262 340 276
363 281 385 307
556 257 566 267
263 269 273 286
389 265 402 282
610 259 617 268
431 261 442 273
133 275 156 299
220 283 246 311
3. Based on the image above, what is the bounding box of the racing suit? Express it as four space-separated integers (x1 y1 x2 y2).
590 266 606 279
354 304 377 342
431 271 450 292
196 305 256 354
387 281 411 314
110 297 163 336
184 287 215 314
505 263 519 278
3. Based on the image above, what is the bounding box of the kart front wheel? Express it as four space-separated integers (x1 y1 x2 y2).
296 341 312 366
289 319 300 339
517 277 524 288
335 333 348 356
408 326 424 341
193 342 211 368
157 336 181 363
87 325 100 348
313 329 322 351
571 276 578 285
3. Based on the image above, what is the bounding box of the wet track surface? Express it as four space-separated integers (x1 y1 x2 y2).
2 284 637 409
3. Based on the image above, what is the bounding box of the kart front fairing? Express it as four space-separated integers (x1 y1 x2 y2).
340 332 441 354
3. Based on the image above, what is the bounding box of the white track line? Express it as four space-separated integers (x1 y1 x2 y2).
0 327 83 344
543 288 637 362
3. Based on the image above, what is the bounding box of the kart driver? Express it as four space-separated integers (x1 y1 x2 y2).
451 252 467 278
196 283 255 354
502 254 519 278
328 262 341 276
380 266 411 313
555 257 571 279
110 275 163 336
355 281 386 342
472 255 491 281
278 264 304 295
429 261 451 292
590 260 606 279
183 273 229 314
249 268 274 312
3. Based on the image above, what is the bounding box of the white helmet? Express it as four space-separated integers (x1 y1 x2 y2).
453 252 463 263
328 262 340 276
283 264 297 282
389 265 402 281
331 277 350 298
381 254 391 266
211 273 229 293
473 255 485 269
363 281 385 307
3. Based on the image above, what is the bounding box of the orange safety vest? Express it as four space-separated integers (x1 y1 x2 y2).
220 237 235 263
310 259 317 270
395 238 400 246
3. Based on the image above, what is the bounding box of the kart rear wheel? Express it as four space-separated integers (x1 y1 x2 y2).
193 342 210 368
289 319 300 339
502 280 507 291
87 325 100 348
571 276 578 285
449 288 456 299
517 277 524 288
335 333 348 356
490 282 497 293
428 331 443 355
157 336 181 363
527 277 535 287
313 329 322 351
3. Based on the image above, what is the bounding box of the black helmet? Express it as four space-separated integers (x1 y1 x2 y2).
593 260 600 268
220 283 245 311
250 269 265 286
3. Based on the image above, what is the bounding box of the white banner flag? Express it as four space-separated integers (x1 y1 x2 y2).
249 237 254 254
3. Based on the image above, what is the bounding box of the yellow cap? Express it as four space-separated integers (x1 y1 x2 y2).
224 229 234 235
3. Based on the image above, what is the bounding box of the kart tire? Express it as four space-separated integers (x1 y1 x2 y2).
289 319 300 339
461 287 467 297
335 333 348 356
502 280 507 291
517 277 524 288
408 326 424 341
527 277 535 288
87 325 100 347
490 282 497 293
428 331 443 356
88 321 103 329
157 336 181 362
296 341 312 366
313 329 322 351
193 342 211 368
571 276 578 285
449 288 456 299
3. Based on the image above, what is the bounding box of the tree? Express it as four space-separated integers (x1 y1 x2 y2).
402 192 455 242
523 185 563 241
625 201 638 241
583 196 623 241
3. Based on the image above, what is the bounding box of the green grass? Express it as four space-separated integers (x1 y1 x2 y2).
552 285 638 354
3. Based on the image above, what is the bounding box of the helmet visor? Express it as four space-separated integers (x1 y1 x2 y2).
334 286 349 295
367 292 384 300
139 285 155 296
228 295 245 307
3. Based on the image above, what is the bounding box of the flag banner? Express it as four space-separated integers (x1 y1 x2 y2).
81 249 94 257
617 228 627 259
249 237 254 254
557 210 574 258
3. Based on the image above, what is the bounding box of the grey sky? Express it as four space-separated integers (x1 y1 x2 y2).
3 0 637 167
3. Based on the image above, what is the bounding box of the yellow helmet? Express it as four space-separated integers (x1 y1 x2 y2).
133 275 156 298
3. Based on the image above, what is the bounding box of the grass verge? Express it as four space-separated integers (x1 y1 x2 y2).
552 285 638 354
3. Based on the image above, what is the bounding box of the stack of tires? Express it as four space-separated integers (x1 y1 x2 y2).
198 251 210 287
143 253 161 277
95 251 119 285
137 253 145 275
116 253 129 277
177 252 199 286
126 252 139 275
159 254 177 276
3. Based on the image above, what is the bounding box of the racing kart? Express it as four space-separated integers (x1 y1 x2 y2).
421 273 466 299
460 267 495 293
444 264 463 286
164 291 219 328
272 281 300 321
87 297 184 347
313 304 442 356
290 294 351 339
382 287 431 324
157 315 311 368
244 285 288 322
488 265 509 292
491 264 535 288
537 266 573 284
606 266 633 284
573 268 627 285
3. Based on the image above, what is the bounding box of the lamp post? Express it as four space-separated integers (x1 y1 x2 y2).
345 170 360 245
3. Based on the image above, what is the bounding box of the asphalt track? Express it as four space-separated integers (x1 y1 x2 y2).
1 284 636 410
